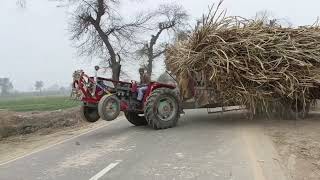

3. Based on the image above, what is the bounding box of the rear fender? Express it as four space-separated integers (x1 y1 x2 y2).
142 82 175 104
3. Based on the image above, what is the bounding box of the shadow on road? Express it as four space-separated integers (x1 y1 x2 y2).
177 110 320 129
88 110 320 139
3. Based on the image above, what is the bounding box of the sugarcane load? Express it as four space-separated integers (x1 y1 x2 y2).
165 3 320 118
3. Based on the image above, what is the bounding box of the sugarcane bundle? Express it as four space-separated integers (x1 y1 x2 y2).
165 3 320 117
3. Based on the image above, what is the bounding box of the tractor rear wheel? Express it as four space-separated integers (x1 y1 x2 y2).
98 95 121 121
144 88 180 130
80 105 100 123
124 112 148 126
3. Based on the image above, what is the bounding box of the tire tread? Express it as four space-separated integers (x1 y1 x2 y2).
144 88 180 130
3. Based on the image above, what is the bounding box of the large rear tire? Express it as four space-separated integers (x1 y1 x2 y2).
80 105 100 123
124 112 148 126
144 88 180 130
98 95 120 121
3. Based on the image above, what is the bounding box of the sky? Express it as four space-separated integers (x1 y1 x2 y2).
0 0 320 91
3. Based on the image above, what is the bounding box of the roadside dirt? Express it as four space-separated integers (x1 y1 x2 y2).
0 108 83 139
0 107 87 163
264 112 320 180
0 108 123 164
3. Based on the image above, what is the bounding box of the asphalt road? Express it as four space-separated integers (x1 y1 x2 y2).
0 110 288 180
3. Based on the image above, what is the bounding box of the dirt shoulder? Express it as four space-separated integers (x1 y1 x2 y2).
0 106 110 164
0 107 89 163
0 107 83 139
0 108 123 164
264 112 320 180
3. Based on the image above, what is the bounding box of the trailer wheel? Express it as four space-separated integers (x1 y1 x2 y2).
80 105 100 123
290 100 310 119
98 95 120 121
144 88 180 130
278 99 311 119
124 112 148 126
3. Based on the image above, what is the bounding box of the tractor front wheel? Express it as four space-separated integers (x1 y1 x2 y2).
98 95 121 121
80 105 100 123
124 112 148 126
144 88 180 130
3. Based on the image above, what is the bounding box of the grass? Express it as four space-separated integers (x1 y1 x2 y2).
0 96 80 112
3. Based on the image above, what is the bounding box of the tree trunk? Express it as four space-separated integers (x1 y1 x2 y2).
146 28 165 77
147 58 153 77
111 63 121 81
93 23 120 80
147 48 153 77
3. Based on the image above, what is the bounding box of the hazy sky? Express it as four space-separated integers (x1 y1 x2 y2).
0 0 319 91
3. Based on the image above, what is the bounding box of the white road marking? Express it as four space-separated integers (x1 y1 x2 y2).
89 160 122 180
0 118 123 166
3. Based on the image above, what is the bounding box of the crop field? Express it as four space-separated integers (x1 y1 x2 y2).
0 96 80 112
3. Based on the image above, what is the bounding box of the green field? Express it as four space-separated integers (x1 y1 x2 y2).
0 96 80 112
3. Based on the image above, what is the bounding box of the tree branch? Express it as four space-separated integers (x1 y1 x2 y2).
96 0 106 23
153 49 166 59
81 0 98 14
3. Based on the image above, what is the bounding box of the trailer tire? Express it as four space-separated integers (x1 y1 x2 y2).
124 112 148 126
98 95 120 121
80 105 100 123
289 100 310 119
144 88 180 130
277 99 311 119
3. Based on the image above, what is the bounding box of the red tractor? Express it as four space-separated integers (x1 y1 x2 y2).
71 66 181 130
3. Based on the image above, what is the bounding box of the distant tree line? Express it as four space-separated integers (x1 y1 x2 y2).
35 81 44 94
0 78 13 96
0 77 71 97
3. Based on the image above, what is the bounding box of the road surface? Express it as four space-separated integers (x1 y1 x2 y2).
0 110 288 180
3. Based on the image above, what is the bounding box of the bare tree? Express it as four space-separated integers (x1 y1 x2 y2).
35 81 44 93
136 4 188 77
0 78 13 96
16 0 26 8
174 29 191 42
68 0 151 81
